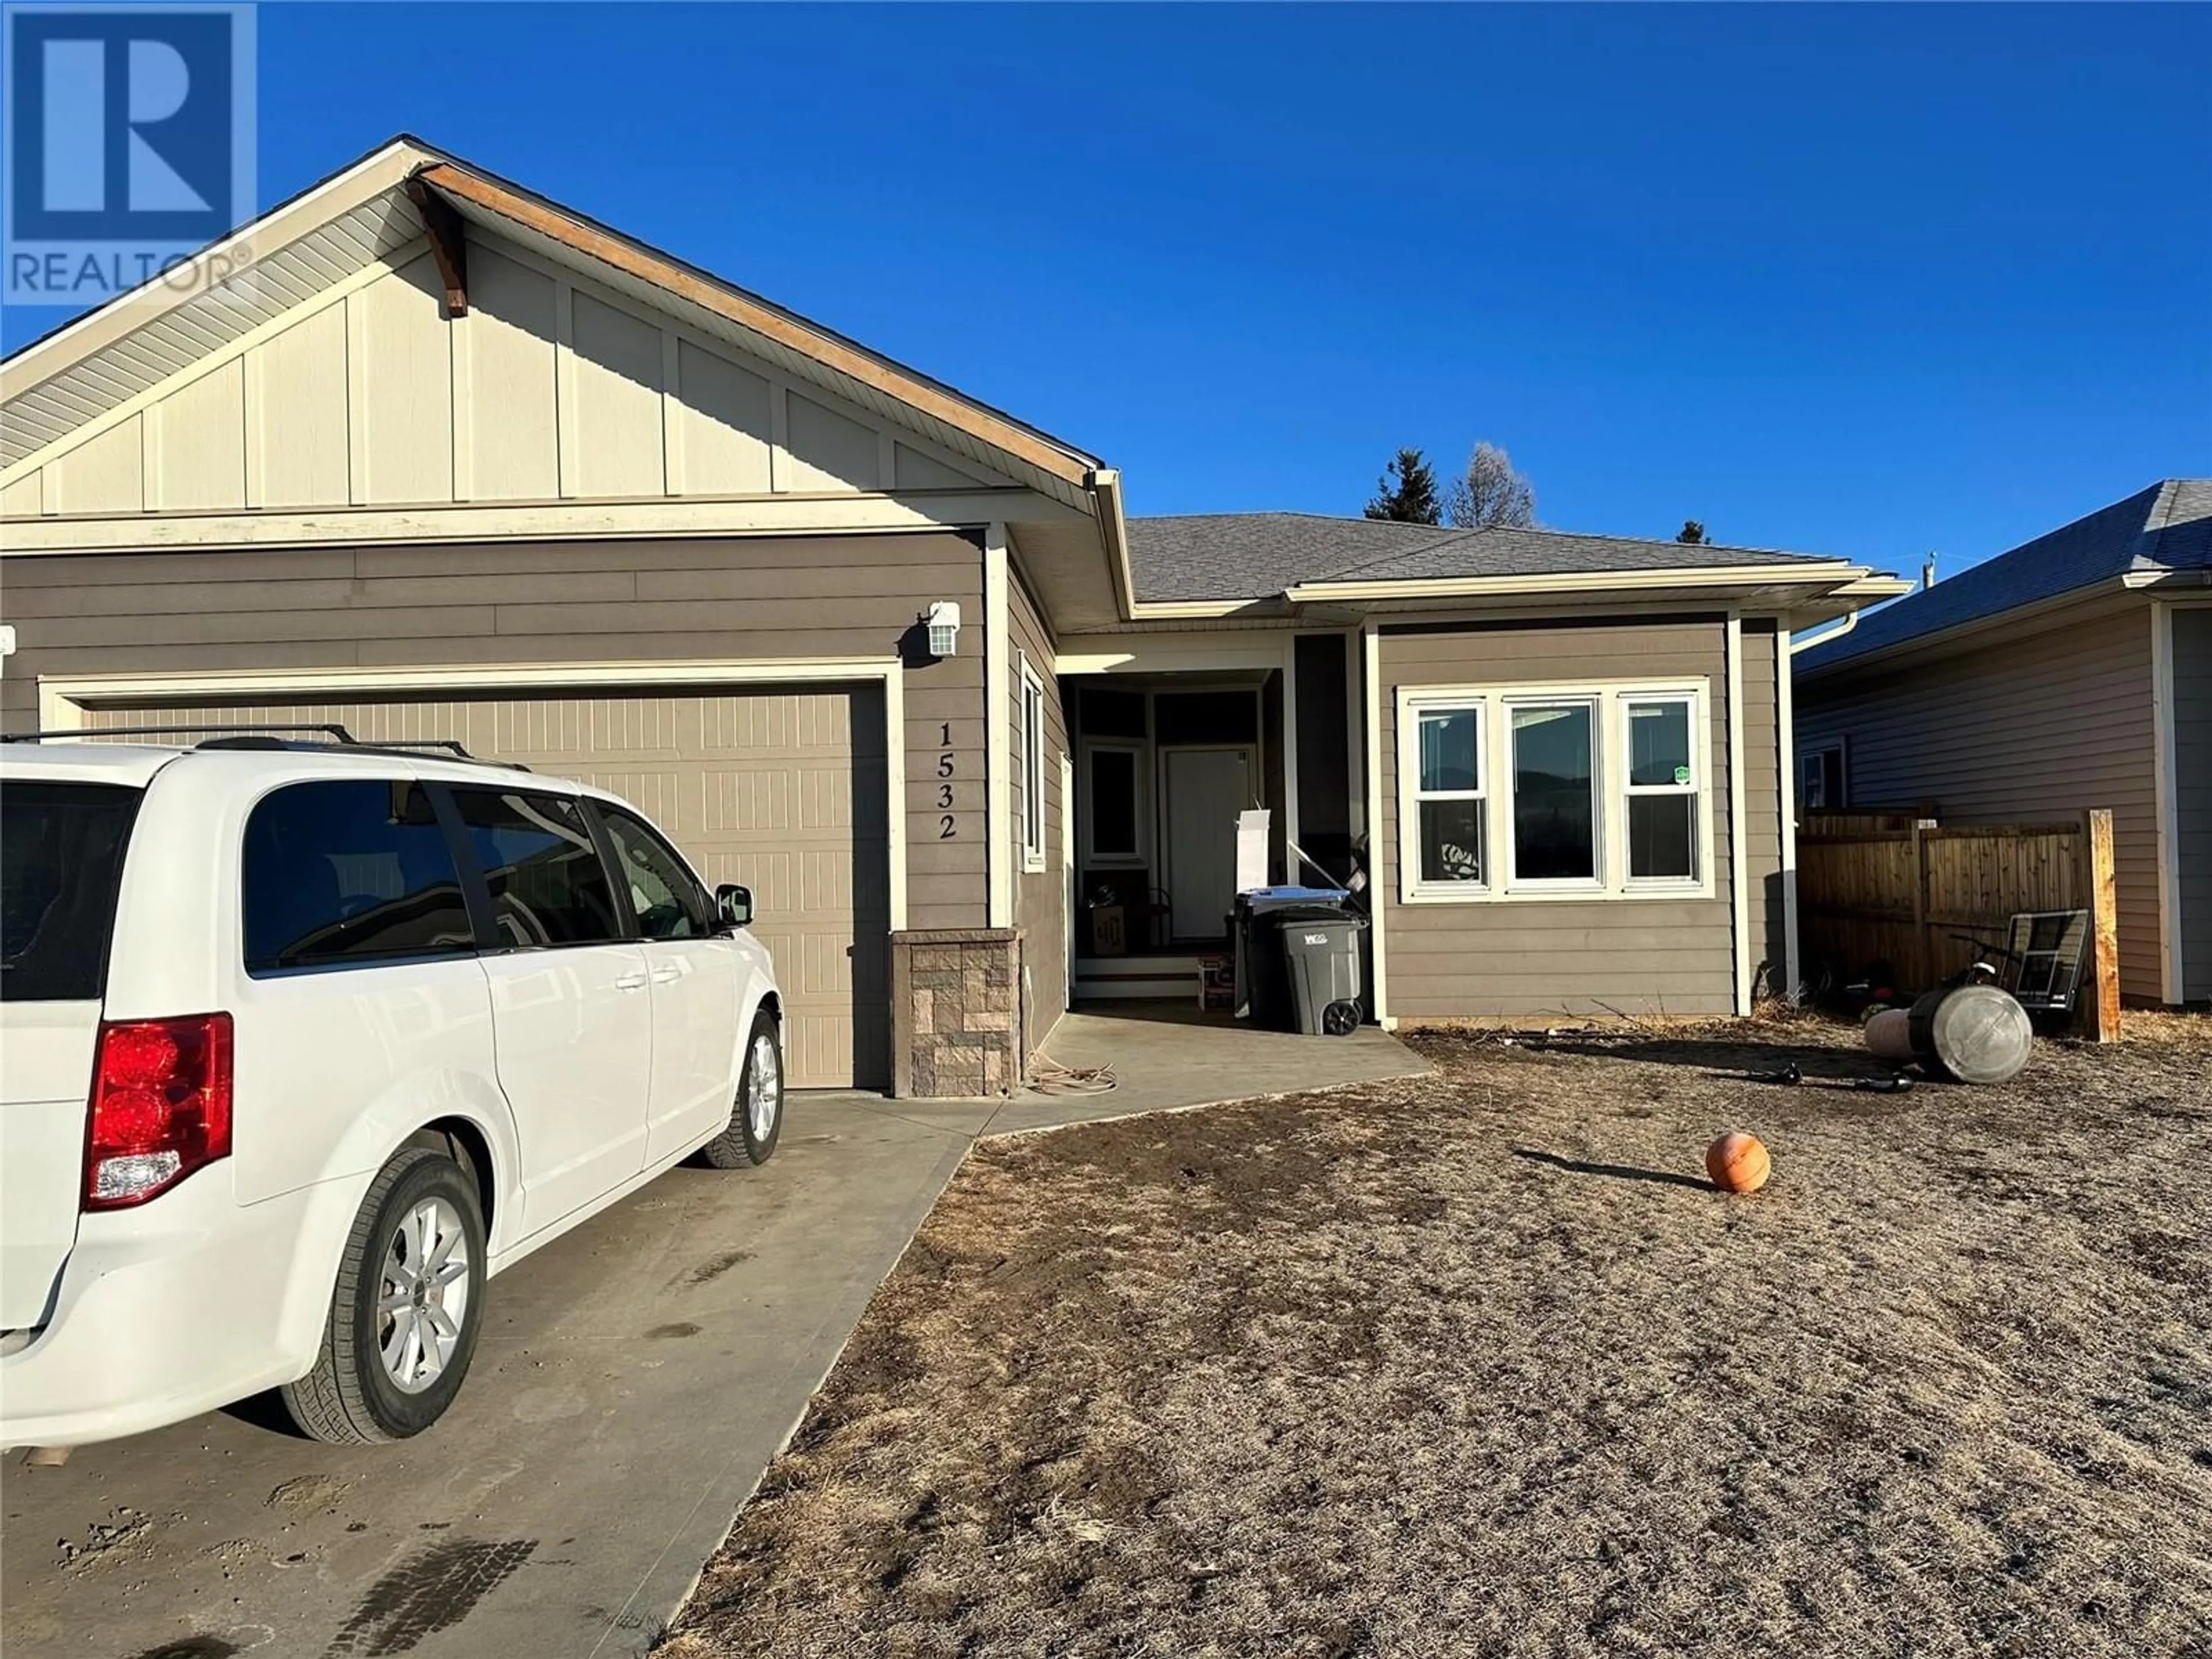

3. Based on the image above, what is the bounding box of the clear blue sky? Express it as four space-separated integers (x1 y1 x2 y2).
6 3 2206 575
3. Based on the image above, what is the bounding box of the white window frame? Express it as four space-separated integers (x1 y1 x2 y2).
1399 694 1489 899
1620 693 1704 891
1395 680 1715 904
1078 738 1149 869
1503 693 1605 895
1019 658 1048 873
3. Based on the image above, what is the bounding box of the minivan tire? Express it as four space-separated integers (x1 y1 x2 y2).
699 1010 783 1169
281 1147 488 1445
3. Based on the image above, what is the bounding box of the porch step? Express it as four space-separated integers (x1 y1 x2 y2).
1074 954 1212 1001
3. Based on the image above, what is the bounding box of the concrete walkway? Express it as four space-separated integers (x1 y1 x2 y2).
0 1017 1425 1659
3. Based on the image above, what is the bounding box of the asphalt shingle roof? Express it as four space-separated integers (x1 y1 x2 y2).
1124 512 1839 604
1794 479 2212 673
1124 514 1467 603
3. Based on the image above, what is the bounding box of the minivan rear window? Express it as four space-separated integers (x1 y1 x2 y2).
1 782 142 1002
243 781 476 974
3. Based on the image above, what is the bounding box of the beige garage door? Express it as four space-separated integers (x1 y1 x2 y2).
82 687 891 1089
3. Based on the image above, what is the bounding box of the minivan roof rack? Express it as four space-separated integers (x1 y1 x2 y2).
0 724 530 771
2 722 357 745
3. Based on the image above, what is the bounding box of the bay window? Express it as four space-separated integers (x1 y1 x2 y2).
1396 681 1712 903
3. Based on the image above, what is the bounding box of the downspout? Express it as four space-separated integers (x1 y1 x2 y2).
1790 607 1858 656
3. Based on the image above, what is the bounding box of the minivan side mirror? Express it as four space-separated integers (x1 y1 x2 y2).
715 884 754 930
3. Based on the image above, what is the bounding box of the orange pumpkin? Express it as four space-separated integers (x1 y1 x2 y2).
1706 1132 1771 1194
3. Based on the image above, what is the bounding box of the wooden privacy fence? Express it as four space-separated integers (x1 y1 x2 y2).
1797 808 2120 1040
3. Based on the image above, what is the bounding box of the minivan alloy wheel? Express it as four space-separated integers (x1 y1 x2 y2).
747 1031 782 1140
378 1197 472 1393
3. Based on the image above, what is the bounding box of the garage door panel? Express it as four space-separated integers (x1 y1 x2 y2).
80 685 889 1089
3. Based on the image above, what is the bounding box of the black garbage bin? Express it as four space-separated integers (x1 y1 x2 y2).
1233 887 1348 1027
1274 909 1369 1035
1232 887 1358 1031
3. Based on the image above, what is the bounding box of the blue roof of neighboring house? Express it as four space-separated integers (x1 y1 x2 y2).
1796 479 2212 674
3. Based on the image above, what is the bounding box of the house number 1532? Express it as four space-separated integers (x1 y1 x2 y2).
938 722 957 838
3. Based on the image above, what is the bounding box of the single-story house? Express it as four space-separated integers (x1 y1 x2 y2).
1793 480 2210 1006
0 137 1906 1094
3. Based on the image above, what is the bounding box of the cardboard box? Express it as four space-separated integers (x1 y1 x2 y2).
1090 904 1126 956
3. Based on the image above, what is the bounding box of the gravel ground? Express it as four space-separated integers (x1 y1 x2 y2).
662 1013 2212 1659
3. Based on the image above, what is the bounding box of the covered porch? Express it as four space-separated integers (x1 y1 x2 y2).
1059 630 1364 1004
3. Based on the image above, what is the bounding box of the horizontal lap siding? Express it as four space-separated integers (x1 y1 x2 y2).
1008 566 1067 1056
1379 619 1739 1020
0 529 989 931
1794 607 2162 1002
2172 607 2212 1001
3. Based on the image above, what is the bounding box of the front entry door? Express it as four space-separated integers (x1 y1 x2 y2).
1161 745 1253 942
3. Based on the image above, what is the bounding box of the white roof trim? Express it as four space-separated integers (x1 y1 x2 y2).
1 137 440 403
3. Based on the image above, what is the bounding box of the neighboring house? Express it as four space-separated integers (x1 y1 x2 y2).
1793 481 2211 1007
0 137 1905 1096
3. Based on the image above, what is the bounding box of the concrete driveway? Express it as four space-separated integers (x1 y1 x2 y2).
1 1013 1427 1658
0 1097 971 1659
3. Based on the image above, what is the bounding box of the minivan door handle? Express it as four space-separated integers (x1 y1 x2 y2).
613 971 649 992
650 964 682 984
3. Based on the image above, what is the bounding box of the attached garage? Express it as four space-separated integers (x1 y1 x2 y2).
78 685 892 1089
2 135 1122 1099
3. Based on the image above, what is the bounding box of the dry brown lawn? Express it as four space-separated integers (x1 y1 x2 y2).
664 1014 2212 1659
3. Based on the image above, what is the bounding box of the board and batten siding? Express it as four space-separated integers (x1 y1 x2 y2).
1794 605 2163 1002
2 227 1008 517
1008 563 1067 1055
2171 604 2212 1002
1 530 990 931
1378 617 1772 1020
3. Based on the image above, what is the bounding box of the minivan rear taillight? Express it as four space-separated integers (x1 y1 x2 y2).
84 1013 234 1210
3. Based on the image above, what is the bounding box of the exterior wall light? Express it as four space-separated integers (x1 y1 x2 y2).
925 601 961 658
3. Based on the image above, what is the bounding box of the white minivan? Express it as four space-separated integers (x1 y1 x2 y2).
0 732 786 1447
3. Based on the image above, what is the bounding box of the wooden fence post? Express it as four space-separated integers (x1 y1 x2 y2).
2078 808 2121 1041
1910 817 1935 992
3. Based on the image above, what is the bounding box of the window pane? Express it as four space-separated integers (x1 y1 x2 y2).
1090 749 1137 857
1418 709 1478 793
2 782 141 1000
1512 704 1596 881
1418 798 1484 884
1629 794 1698 881
1023 684 1047 854
600 809 712 941
454 790 623 948
1628 701 1692 787
244 782 475 972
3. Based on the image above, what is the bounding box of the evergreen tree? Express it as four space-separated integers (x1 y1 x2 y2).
1364 448 1442 524
1677 520 1709 544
